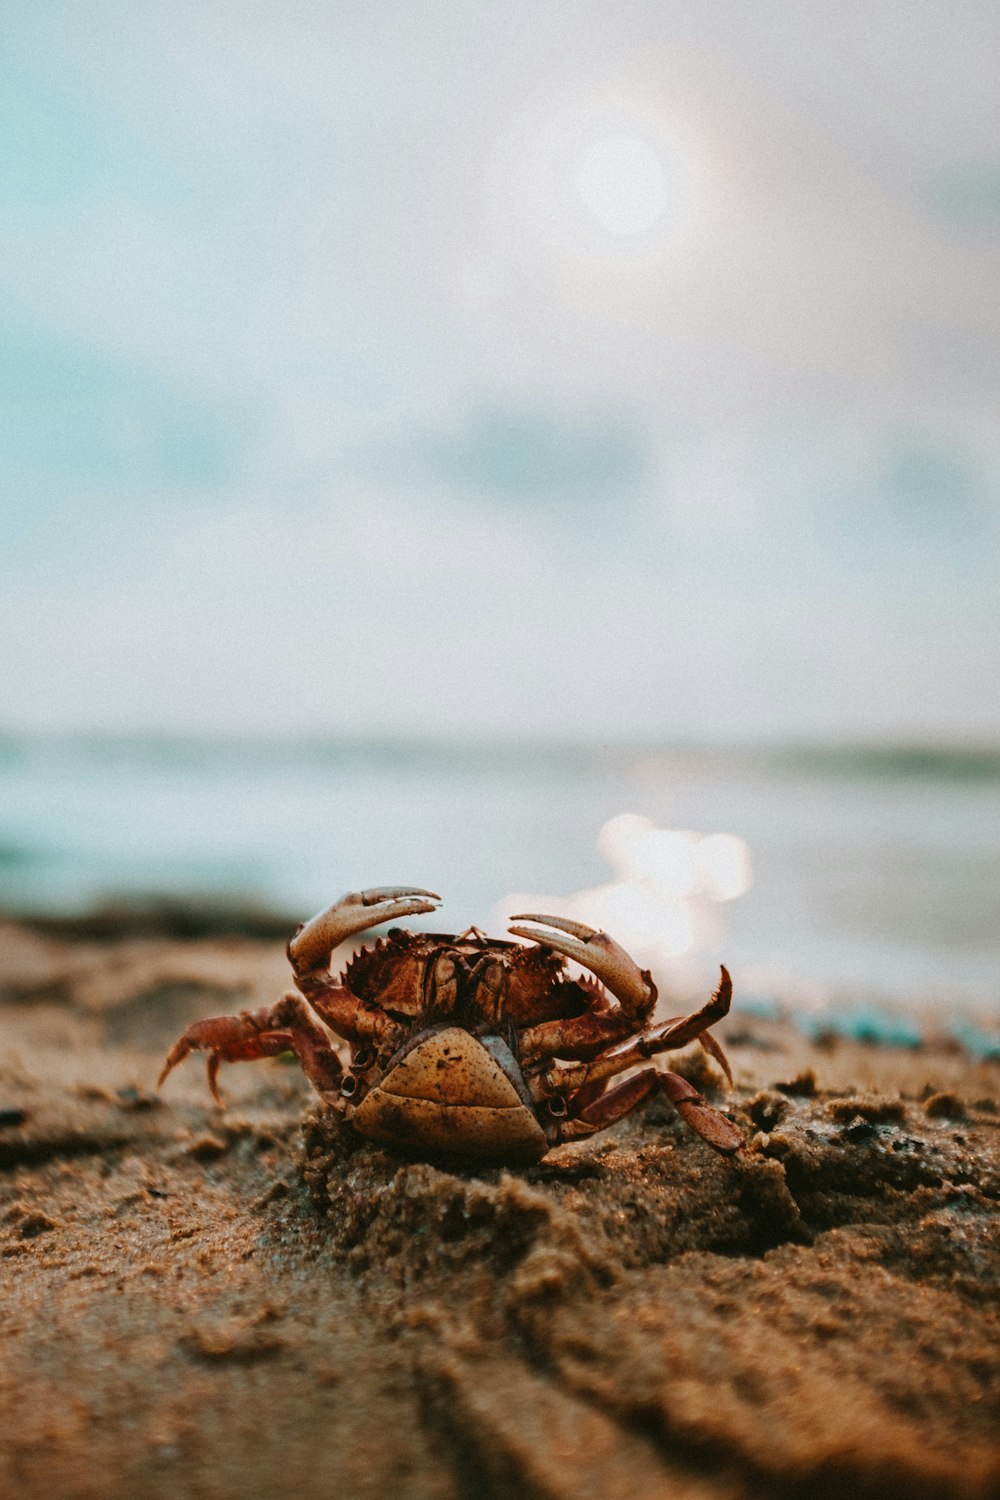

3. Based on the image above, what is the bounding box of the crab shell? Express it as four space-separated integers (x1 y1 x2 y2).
342 928 592 1025
348 1023 549 1164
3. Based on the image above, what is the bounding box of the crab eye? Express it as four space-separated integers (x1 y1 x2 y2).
546 1096 568 1119
340 1075 359 1098
352 1048 374 1069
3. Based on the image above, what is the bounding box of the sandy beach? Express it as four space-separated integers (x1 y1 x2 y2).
1 914 998 1500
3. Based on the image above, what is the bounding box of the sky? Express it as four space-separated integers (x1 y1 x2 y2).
2 1 999 743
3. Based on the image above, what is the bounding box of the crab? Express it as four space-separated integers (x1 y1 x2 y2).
158 886 745 1163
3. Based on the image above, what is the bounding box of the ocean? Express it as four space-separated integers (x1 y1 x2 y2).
1 734 998 1035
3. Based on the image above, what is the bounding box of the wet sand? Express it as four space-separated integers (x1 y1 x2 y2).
1 917 998 1499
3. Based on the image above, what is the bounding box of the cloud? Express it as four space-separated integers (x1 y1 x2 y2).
924 165 1000 229
807 433 999 573
0 328 247 488
362 405 649 506
0 327 255 579
881 442 986 534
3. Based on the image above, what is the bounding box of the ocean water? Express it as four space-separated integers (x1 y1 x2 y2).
1 734 998 1026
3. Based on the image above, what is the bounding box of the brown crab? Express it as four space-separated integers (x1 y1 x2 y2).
158 886 744 1163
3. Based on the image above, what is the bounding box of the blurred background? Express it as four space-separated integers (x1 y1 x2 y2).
2 3 998 1025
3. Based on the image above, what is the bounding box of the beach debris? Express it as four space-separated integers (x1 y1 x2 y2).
949 1018 1000 1062
158 886 744 1164
799 1004 923 1050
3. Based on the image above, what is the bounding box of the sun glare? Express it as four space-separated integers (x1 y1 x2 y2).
572 132 668 237
497 815 753 978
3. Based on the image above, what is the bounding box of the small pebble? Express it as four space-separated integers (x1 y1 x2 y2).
116 1086 160 1111
773 1070 817 1098
924 1092 966 1120
18 1209 59 1238
185 1134 228 1161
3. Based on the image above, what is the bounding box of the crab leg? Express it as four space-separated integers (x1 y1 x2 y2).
641 967 735 1085
559 1068 744 1155
158 993 344 1103
289 887 441 978
508 914 656 1024
518 1009 635 1065
539 966 733 1094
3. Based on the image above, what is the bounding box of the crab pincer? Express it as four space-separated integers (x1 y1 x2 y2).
508 913 657 1022
289 886 441 977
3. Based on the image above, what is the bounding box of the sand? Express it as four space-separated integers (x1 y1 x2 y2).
1 915 998 1500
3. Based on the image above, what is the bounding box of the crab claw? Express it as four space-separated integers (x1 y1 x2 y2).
508 913 656 1021
650 967 734 1076
289 886 441 976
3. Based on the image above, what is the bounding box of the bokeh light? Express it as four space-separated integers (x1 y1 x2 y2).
499 812 753 986
572 133 669 236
